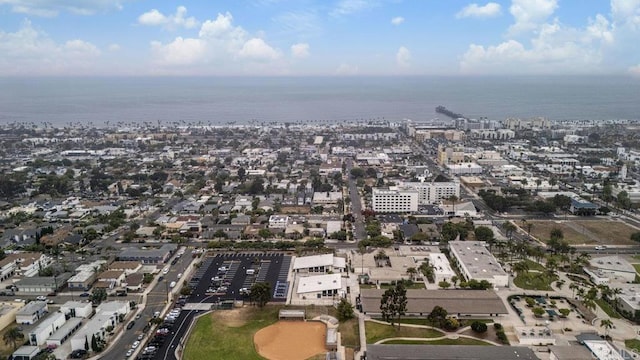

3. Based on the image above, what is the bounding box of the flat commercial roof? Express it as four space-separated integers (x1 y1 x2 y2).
297 274 342 294
16 301 46 316
449 241 507 278
360 289 508 315
293 254 345 270
47 317 83 342
365 344 538 360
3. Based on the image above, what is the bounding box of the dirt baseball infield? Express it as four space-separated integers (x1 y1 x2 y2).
253 321 327 360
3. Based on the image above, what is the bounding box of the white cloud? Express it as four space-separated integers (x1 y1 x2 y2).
611 0 640 28
291 43 310 58
273 10 322 38
508 0 558 34
391 16 404 25
335 63 359 75
138 6 198 30
239 38 280 61
0 19 101 75
0 0 130 17
330 0 380 17
108 43 120 51
149 11 283 73
151 37 206 66
456 2 502 19
396 46 411 68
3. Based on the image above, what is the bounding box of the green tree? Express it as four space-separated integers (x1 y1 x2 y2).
91 288 107 304
3 327 24 350
438 280 451 289
380 283 408 329
631 232 640 243
600 319 614 337
532 307 545 317
336 298 355 321
471 321 488 333
427 306 448 328
250 282 271 307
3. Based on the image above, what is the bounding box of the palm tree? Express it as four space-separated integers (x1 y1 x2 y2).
512 261 530 275
3 327 24 350
451 275 459 289
502 222 516 240
600 319 614 337
406 267 417 281
448 195 459 215
569 282 579 299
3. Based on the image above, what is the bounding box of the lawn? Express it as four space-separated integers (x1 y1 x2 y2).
523 259 545 271
595 299 621 319
339 318 360 348
633 264 640 274
513 271 556 290
373 317 432 326
184 306 281 360
625 339 640 352
381 338 492 346
365 321 443 344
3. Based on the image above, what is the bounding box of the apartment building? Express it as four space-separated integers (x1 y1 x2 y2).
401 181 460 205
371 187 419 213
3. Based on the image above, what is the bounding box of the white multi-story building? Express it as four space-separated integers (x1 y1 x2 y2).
371 187 419 213
401 181 460 205
448 241 508 288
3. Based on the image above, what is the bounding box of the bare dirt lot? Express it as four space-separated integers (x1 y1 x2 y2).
254 321 327 360
528 219 638 246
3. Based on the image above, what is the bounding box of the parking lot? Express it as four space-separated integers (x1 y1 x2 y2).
146 252 292 360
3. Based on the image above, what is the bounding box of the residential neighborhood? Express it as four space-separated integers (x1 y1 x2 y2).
1 117 640 360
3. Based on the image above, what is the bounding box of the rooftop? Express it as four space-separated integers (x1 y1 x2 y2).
360 289 508 315
297 273 342 294
365 344 538 360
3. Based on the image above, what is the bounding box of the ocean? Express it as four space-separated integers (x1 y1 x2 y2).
0 76 638 126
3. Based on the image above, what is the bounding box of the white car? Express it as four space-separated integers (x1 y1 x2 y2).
126 349 134 358
36 296 47 301
131 341 140 349
162 267 169 275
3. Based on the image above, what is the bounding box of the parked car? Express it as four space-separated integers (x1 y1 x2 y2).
131 341 140 349
79 292 90 297
127 321 135 330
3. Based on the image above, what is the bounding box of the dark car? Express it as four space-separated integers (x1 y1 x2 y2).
79 292 90 297
126 321 135 330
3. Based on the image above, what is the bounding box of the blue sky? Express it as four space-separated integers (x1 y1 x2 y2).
0 0 638 76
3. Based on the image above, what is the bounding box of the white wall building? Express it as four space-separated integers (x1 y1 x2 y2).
268 215 290 229
372 187 419 213
15 301 48 325
296 273 344 300
60 301 93 319
400 181 460 205
428 253 456 284
448 241 508 288
28 312 66 346
292 254 346 274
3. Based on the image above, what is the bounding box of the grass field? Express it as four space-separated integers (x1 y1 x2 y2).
595 299 621 319
339 318 360 348
365 321 443 344
626 339 640 352
527 220 637 245
513 271 556 290
381 338 492 346
184 306 281 360
633 264 640 274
